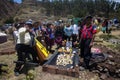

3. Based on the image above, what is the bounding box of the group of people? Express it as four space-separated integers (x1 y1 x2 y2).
12 16 101 76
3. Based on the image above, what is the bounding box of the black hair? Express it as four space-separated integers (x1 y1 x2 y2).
46 23 52 28
33 21 40 28
85 16 93 20
81 16 92 27
25 23 33 28
17 22 25 29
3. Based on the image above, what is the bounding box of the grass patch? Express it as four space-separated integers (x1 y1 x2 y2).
107 44 115 49
99 34 118 40
114 44 120 52
99 34 120 51
107 44 120 52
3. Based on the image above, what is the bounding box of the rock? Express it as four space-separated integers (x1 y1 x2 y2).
0 32 7 44
90 75 100 80
103 68 109 72
92 70 100 74
116 69 120 74
97 66 103 72
108 60 115 65
108 55 113 58
100 74 107 80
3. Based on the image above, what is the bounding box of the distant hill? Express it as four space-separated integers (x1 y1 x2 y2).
0 0 56 24
14 0 48 22
0 0 19 24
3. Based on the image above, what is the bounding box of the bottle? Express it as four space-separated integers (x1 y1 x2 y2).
69 41 72 48
66 39 69 47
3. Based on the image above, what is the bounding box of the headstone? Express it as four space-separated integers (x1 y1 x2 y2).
0 32 7 44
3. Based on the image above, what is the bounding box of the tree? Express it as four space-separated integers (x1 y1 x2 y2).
38 0 120 18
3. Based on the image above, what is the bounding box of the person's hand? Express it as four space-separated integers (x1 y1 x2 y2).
74 41 77 45
29 29 33 32
76 36 79 40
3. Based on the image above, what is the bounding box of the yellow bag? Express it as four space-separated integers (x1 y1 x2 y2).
35 38 49 61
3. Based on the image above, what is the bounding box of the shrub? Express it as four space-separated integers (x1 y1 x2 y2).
4 17 14 24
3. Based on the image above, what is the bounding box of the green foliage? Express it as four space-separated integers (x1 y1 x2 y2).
40 0 120 18
67 15 74 19
108 44 120 52
115 44 120 52
99 34 118 40
0 25 2 27
4 17 14 24
26 70 35 80
107 44 115 49
14 17 20 22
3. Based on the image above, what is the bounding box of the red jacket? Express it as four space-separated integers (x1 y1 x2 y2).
81 25 96 39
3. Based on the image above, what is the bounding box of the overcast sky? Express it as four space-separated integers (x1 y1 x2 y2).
14 0 120 4
115 0 120 2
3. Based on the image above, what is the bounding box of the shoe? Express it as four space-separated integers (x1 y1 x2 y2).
50 50 55 53
14 72 20 76
33 60 39 63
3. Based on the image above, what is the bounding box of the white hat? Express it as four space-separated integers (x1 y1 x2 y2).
25 21 32 24
25 19 33 24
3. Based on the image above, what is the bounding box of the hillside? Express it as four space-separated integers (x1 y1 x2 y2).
14 0 48 22
0 0 19 24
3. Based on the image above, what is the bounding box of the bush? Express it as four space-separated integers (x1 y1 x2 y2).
67 15 74 19
4 17 14 24
115 44 120 52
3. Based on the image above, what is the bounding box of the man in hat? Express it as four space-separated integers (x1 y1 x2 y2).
14 22 38 76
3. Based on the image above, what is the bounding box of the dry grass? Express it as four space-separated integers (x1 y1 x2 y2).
0 53 100 80
96 30 120 39
0 41 99 80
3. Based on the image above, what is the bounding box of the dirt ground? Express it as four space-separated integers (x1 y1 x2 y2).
0 30 120 80
0 41 99 80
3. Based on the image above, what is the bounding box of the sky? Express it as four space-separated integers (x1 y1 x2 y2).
14 0 120 4
14 0 22 3
115 0 120 2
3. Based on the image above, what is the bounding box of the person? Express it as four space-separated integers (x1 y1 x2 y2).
71 20 80 47
79 16 97 70
12 23 19 44
107 20 112 34
102 19 108 33
32 21 45 46
63 23 73 41
32 21 42 37
14 22 38 76
54 25 63 48
45 23 55 53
